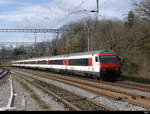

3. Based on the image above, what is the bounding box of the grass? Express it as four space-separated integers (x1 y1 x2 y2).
1 63 11 67
14 77 51 110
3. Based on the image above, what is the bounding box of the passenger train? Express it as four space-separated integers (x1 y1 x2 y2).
12 50 121 81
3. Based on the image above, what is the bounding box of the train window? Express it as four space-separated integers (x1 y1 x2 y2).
50 60 63 65
38 60 47 64
69 58 88 66
95 56 98 62
30 61 35 64
99 56 119 63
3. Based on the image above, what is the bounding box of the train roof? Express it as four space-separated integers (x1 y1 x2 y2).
12 50 116 62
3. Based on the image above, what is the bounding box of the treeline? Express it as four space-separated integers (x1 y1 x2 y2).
0 41 53 59
52 17 150 77
1 0 150 78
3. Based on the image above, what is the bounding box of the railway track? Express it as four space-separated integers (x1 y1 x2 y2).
0 69 16 111
14 68 150 93
0 70 5 75
12 68 150 110
117 81 150 92
70 75 150 93
11 71 111 111
0 70 9 80
56 73 150 93
53 72 150 93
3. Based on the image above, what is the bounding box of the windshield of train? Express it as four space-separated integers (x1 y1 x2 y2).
99 56 119 63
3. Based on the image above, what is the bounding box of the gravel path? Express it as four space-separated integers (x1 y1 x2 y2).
0 75 11 108
12 70 148 111
12 75 66 111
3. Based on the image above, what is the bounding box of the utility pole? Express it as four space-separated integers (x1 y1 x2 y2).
97 0 99 13
96 0 99 23
88 27 90 52
88 0 99 52
91 0 99 13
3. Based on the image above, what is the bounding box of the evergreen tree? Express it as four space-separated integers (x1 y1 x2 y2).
125 10 135 28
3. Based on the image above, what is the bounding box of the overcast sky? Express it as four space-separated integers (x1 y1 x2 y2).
0 0 133 43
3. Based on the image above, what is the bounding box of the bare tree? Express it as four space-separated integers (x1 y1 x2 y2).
133 0 150 22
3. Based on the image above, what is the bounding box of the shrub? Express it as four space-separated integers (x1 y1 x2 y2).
120 58 139 74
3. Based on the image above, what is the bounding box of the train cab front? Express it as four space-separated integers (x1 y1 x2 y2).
98 50 121 81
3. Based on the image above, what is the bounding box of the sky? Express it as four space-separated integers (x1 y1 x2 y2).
0 0 133 45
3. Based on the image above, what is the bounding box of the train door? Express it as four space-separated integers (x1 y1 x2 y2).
63 57 68 72
93 55 100 72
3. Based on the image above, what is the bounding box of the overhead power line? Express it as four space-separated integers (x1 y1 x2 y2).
0 29 87 33
57 0 88 25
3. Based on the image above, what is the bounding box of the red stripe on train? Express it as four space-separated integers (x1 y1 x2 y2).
88 58 93 66
63 59 69 65
46 60 49 64
66 59 69 65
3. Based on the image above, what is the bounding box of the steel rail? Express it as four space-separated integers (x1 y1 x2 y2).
12 72 81 111
11 71 112 111
14 68 150 93
13 69 150 110
0 71 9 79
45 71 150 93
117 81 150 91
7 75 14 107
24 69 150 100
0 73 16 111
71 75 150 93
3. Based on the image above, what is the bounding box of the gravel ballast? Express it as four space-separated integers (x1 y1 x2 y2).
12 70 148 111
0 75 11 108
12 77 41 111
44 73 150 98
12 75 66 111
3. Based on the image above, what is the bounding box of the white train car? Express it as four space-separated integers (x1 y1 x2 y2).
12 50 121 81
